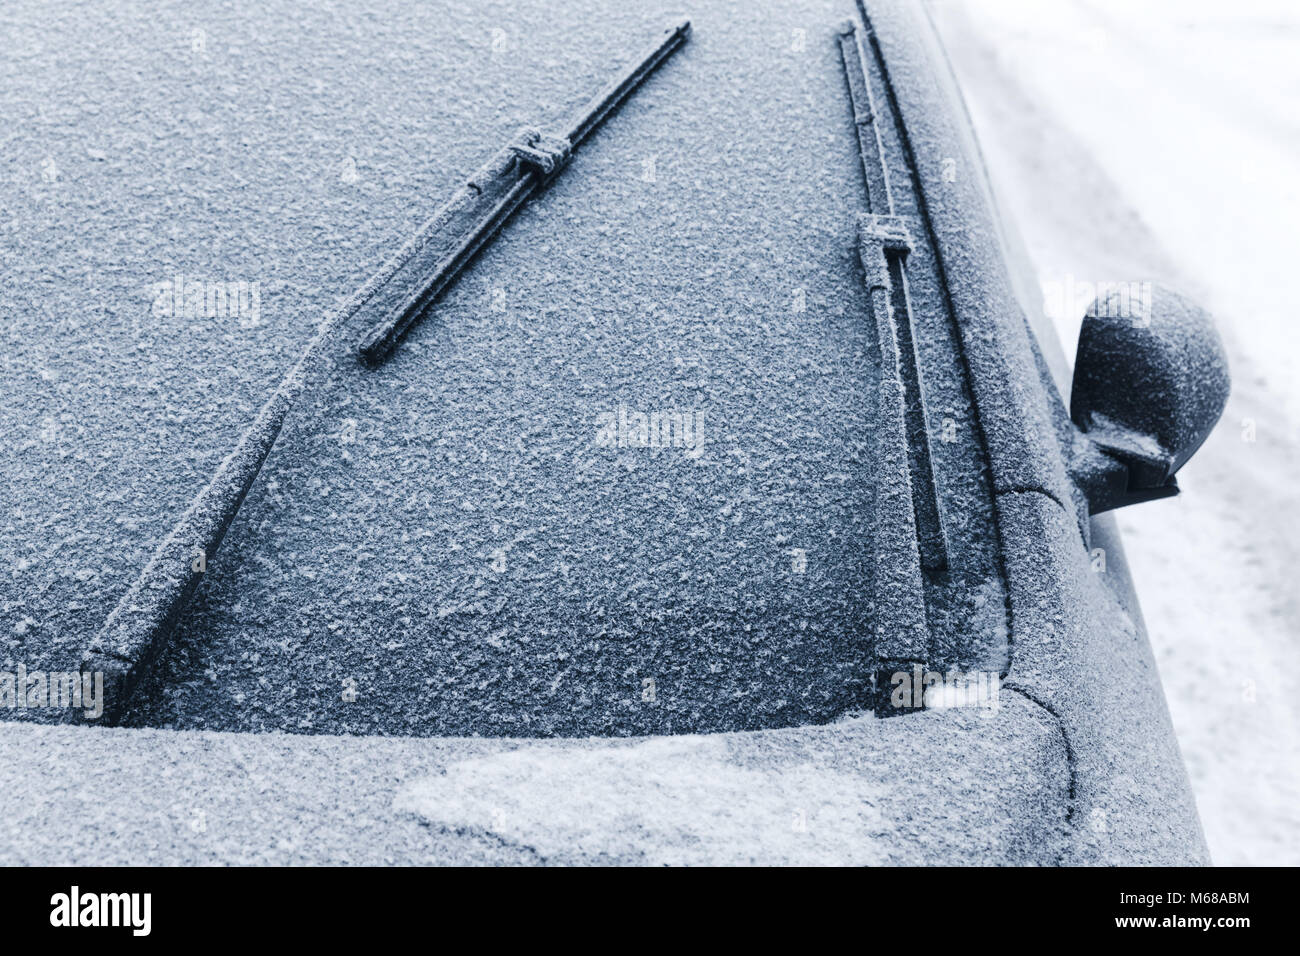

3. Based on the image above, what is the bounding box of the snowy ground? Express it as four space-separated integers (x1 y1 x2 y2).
932 0 1300 865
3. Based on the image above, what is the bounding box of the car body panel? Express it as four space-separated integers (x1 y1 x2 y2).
0 699 1067 865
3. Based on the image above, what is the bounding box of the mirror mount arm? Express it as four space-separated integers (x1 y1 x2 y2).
1067 435 1179 516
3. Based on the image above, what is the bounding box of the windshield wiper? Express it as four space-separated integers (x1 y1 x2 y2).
78 20 691 724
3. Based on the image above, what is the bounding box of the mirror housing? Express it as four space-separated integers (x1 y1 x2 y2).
1068 283 1230 515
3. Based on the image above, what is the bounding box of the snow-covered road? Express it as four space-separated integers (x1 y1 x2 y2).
933 0 1300 865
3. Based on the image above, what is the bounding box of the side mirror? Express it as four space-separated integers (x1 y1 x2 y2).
1068 282 1230 515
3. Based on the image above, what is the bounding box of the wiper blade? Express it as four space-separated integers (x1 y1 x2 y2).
359 18 691 363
